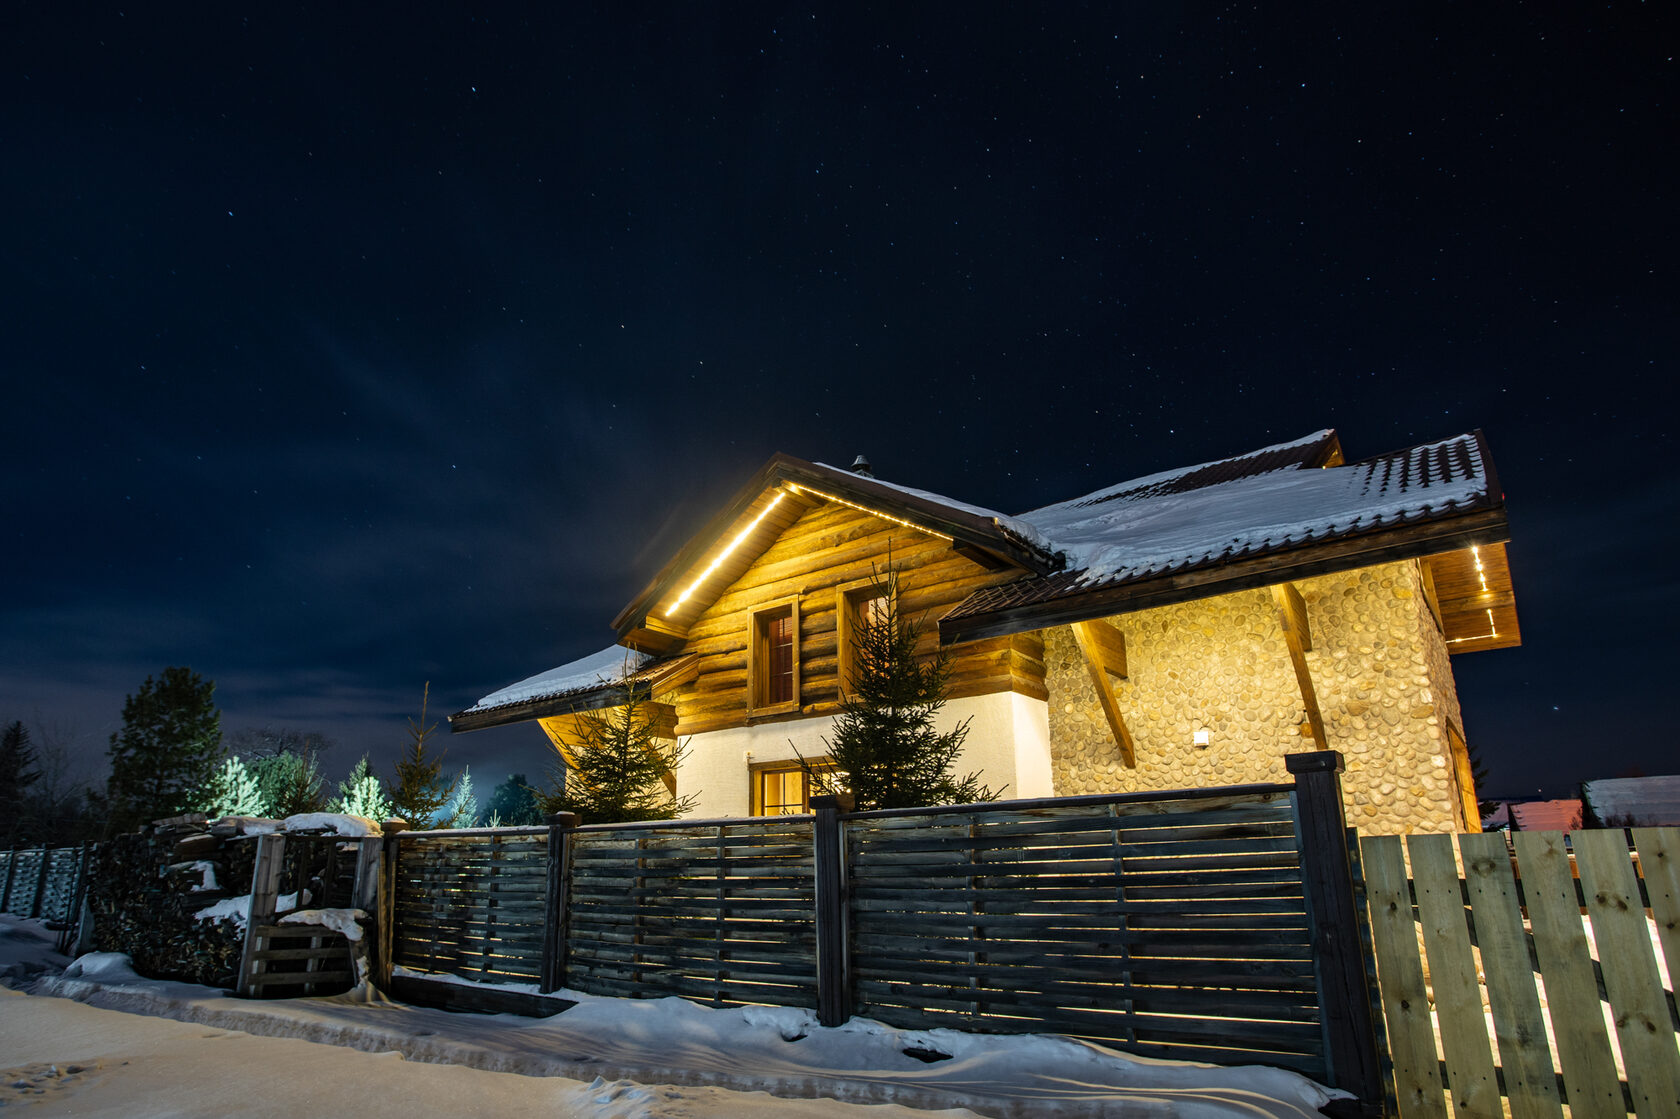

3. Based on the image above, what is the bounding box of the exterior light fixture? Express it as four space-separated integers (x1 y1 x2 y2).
1193 729 1210 748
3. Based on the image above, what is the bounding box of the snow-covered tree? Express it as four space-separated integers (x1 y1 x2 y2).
250 750 326 817
200 755 268 818
333 756 393 821
439 766 479 828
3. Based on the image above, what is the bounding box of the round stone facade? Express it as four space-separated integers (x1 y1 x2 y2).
1044 560 1467 834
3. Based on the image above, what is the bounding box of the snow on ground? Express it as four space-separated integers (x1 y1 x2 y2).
1 916 1342 1118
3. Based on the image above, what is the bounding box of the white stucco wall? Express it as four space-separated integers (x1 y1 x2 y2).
677 691 1052 816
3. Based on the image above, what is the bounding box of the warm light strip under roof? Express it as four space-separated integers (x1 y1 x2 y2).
666 491 787 614
1446 547 1499 644
784 483 952 540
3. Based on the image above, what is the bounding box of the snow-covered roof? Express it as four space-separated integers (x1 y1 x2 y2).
457 428 1509 730
460 645 653 717
943 430 1502 633
1508 799 1583 832
811 463 1055 555
1581 775 1680 827
1030 431 1490 586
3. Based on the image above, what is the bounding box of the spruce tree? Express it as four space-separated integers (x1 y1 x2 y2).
105 667 224 833
440 766 479 828
809 568 996 810
1 721 43 841
388 683 455 827
251 751 326 817
333 756 393 821
484 773 542 826
200 755 269 818
537 679 698 824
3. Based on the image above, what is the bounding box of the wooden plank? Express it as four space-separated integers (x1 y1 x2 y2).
1458 831 1564 1119
1272 583 1327 749
1574 828 1680 1118
1510 831 1623 1119
1408 832 1501 1119
1630 828 1680 1007
237 833 286 998
1070 620 1136 767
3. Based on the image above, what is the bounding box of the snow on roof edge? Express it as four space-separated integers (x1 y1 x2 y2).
809 463 1055 554
463 645 651 715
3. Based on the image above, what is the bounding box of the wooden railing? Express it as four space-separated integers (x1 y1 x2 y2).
1360 828 1680 1118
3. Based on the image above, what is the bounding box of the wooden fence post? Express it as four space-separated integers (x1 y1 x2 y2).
31 846 53 918
236 833 287 997
374 819 407 991
0 847 16 913
540 812 579 995
811 793 853 1028
1286 751 1384 1114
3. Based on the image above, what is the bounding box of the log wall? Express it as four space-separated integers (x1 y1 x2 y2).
670 501 1044 737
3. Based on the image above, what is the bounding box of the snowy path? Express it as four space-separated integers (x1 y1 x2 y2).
2 916 1343 1118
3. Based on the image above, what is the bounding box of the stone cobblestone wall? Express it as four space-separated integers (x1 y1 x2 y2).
1043 559 1467 834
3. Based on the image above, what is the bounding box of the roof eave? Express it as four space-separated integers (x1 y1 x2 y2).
449 685 634 733
939 506 1511 645
449 653 700 734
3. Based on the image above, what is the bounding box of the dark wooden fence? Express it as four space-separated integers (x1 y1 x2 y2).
562 815 818 1007
385 827 550 985
841 788 1320 1072
380 752 1381 1107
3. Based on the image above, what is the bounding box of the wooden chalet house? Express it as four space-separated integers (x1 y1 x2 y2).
450 429 1519 834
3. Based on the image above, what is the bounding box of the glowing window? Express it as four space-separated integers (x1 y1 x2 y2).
750 760 837 816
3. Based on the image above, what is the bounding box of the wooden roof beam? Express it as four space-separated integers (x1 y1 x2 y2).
1070 620 1136 768
1272 582 1327 750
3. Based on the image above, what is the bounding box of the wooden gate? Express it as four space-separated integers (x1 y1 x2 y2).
1361 828 1680 1118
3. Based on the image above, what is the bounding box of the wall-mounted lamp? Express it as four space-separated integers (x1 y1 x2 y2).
1193 729 1210 749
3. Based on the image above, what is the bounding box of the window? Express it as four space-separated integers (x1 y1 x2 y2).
748 597 801 715
836 577 893 698
749 759 837 815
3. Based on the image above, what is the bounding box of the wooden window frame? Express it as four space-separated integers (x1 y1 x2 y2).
1445 719 1481 832
748 757 834 816
747 595 802 717
835 576 894 700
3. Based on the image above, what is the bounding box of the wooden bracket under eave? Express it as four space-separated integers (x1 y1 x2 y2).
1070 620 1136 768
1271 583 1328 750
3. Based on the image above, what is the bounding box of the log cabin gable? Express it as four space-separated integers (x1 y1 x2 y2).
668 496 1045 737
612 453 1057 656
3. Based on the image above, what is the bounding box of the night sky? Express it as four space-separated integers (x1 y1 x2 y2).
4 5 1674 800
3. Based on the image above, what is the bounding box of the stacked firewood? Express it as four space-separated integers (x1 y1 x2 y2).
87 815 250 986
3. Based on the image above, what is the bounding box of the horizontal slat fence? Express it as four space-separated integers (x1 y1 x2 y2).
390 828 550 985
372 755 1382 1106
564 816 818 1008
844 789 1325 1074
1361 827 1680 1119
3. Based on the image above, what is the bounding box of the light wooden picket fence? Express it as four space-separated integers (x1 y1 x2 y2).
1360 828 1680 1118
